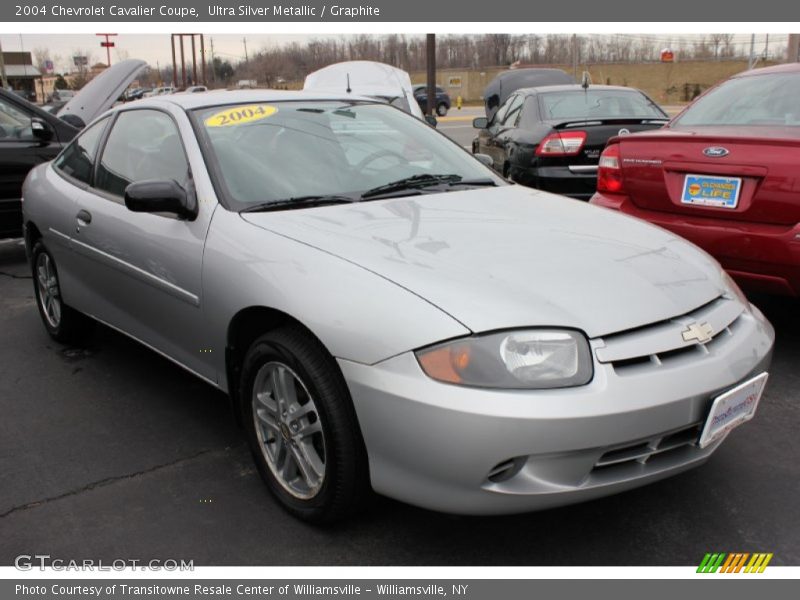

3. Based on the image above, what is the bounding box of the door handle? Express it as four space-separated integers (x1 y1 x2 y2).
76 209 92 230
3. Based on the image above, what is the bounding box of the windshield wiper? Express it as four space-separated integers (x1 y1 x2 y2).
239 195 358 213
360 174 497 200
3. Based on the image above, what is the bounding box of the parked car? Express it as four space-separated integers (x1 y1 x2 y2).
41 89 77 114
144 86 175 98
304 61 427 122
591 63 800 297
0 59 146 238
22 89 773 523
50 89 76 103
183 85 208 93
412 84 450 116
483 68 575 121
125 87 152 101
472 85 668 198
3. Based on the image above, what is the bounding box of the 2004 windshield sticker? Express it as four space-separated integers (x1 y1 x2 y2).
205 105 278 127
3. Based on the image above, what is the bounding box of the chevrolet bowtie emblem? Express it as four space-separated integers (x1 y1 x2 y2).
682 322 714 344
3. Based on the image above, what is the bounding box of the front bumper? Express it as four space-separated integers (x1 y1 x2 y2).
339 306 774 515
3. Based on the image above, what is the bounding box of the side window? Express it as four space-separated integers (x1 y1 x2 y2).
491 95 515 127
53 117 110 185
500 94 525 127
0 97 34 142
95 110 188 198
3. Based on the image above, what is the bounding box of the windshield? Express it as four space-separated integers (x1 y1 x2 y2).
538 89 666 121
672 72 800 127
193 101 501 209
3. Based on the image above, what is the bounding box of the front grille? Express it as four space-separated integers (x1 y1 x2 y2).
595 295 744 375
593 422 703 472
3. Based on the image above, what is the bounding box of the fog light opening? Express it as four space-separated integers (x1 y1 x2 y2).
487 457 524 483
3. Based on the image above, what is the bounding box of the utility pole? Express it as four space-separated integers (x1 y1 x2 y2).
788 34 800 63
764 34 769 60
0 38 8 90
210 37 216 85
426 34 436 117
243 37 249 65
748 34 756 69
572 34 578 78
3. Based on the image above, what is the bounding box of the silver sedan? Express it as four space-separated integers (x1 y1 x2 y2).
21 91 774 522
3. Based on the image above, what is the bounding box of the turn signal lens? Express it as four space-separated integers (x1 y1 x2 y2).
416 344 472 384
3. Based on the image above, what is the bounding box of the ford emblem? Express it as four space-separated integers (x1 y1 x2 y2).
703 146 729 157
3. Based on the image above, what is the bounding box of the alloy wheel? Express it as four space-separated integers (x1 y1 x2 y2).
252 361 326 499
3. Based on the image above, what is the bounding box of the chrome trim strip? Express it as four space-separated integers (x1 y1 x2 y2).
47 227 71 242
568 165 599 173
70 237 200 306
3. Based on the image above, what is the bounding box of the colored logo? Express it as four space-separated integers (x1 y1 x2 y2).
697 553 773 573
703 146 730 157
688 183 702 195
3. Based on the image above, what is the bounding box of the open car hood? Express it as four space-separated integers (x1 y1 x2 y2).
304 61 423 119
58 59 148 128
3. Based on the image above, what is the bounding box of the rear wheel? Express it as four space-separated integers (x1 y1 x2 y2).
436 103 448 117
31 240 93 343
240 326 369 523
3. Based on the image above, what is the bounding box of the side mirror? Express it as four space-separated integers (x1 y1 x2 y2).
474 153 493 168
472 117 488 129
124 179 197 220
424 114 438 128
31 118 54 142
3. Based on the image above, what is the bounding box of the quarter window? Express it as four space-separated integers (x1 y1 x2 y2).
500 94 525 127
53 117 110 185
95 110 188 198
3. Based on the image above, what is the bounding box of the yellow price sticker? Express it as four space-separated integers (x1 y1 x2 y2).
205 104 278 127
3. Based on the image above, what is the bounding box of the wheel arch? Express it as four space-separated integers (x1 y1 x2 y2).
225 306 343 421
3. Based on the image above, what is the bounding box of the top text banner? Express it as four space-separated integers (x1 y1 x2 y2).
2 0 798 22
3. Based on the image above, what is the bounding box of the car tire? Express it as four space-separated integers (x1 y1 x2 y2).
31 240 93 344
436 103 448 117
240 326 370 523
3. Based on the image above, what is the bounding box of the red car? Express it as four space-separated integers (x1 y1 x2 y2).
591 63 800 297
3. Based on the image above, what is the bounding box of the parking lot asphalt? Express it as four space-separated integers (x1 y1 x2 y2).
437 107 483 149
1 237 799 565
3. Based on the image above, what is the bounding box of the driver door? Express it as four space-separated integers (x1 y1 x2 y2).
69 107 217 381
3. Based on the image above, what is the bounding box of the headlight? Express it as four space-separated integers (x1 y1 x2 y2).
721 270 750 309
415 329 593 389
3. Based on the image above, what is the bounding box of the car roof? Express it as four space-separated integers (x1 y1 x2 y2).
734 62 800 78
125 89 379 111
516 84 646 95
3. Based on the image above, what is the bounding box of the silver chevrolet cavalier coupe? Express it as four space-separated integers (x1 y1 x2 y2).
22 87 774 523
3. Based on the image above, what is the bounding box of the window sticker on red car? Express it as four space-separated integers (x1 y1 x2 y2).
681 174 742 209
